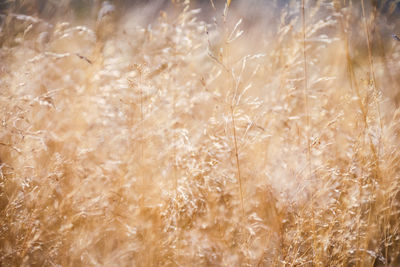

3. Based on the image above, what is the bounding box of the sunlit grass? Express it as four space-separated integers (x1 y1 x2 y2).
1 0 400 266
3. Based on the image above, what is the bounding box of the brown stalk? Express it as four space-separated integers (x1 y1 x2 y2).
230 104 244 217
360 1 387 265
301 0 317 264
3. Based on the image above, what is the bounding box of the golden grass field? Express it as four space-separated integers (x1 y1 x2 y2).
1 0 400 266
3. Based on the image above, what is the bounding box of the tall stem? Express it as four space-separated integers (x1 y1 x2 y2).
231 105 245 217
301 0 317 264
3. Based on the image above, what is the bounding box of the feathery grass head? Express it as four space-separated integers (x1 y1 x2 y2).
1 0 400 266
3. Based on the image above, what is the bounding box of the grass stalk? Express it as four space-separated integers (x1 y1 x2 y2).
230 104 245 218
301 0 318 264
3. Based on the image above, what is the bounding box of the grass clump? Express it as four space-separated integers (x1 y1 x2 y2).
1 0 400 266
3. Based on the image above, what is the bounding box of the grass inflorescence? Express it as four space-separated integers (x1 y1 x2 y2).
1 0 400 266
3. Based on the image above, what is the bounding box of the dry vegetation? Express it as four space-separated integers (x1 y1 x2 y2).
1 0 400 266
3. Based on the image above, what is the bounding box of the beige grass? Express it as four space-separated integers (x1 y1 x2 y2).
1 0 400 266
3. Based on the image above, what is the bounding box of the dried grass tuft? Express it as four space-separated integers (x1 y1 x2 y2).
1 0 400 266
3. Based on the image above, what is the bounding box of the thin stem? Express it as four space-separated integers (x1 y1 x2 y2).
301 0 317 264
140 73 144 162
173 92 178 195
340 5 366 266
231 104 245 217
361 0 383 149
360 3 387 265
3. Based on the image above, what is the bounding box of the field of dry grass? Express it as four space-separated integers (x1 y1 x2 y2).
1 0 400 266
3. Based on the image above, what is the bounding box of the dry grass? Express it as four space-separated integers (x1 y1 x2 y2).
1 0 400 266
